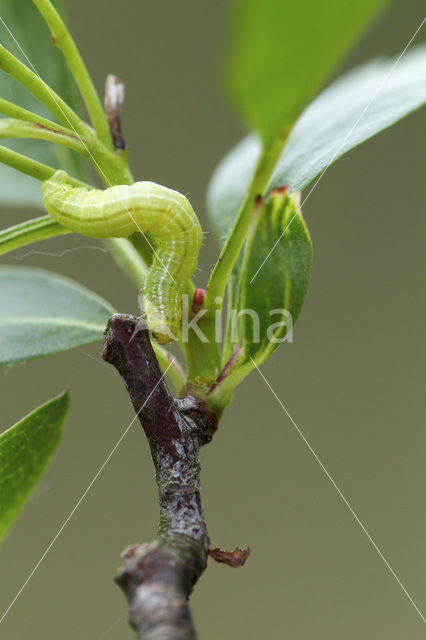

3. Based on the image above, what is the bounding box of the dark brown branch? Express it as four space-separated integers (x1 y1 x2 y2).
102 314 218 639
104 74 125 150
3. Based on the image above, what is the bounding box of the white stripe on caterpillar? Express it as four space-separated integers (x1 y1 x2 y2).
41 170 202 344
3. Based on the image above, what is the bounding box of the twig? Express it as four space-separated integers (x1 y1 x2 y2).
104 75 126 150
102 314 218 640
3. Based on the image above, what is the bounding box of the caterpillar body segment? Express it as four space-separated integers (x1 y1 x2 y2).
41 170 202 344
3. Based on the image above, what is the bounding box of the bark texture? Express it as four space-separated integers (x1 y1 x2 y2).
102 314 218 639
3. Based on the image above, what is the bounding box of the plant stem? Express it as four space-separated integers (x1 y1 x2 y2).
0 118 89 155
0 144 91 187
103 237 147 287
206 360 252 415
32 0 113 150
103 315 218 639
152 347 187 396
186 132 288 387
0 45 89 138
126 231 153 268
0 98 78 134
204 131 287 313
0 46 132 185
184 328 222 394
0 215 69 256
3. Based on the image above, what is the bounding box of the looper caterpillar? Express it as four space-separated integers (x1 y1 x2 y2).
41 170 202 344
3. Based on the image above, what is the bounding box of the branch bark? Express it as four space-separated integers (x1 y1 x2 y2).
102 314 218 639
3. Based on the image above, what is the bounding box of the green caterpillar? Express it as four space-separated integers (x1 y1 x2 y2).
42 170 202 344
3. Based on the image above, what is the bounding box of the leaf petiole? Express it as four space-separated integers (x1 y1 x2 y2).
0 44 89 138
0 97 80 134
205 130 288 313
0 118 89 155
0 144 91 187
189 130 289 385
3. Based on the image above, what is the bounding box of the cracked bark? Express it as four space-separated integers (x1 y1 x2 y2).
102 314 218 640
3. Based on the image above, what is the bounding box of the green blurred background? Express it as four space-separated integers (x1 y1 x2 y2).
0 0 425 638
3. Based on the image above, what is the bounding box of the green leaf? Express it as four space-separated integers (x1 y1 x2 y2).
0 256 185 391
0 0 91 207
238 190 312 366
208 45 426 243
0 390 69 540
209 190 312 413
0 266 115 365
227 0 389 141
